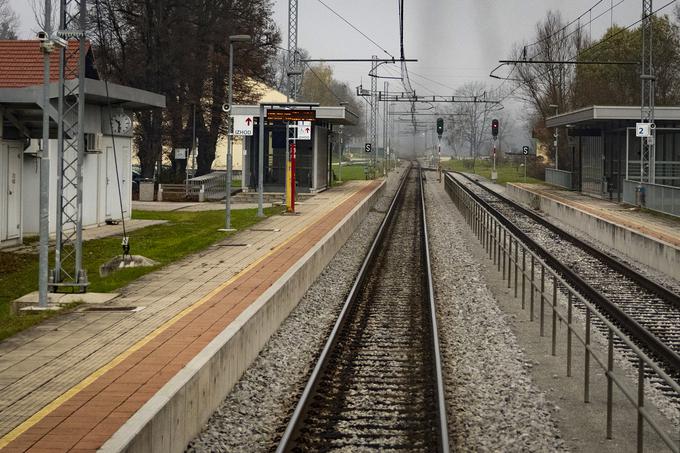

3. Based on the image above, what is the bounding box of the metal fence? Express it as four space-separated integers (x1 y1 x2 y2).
545 168 573 189
623 179 680 218
185 171 241 201
445 172 680 453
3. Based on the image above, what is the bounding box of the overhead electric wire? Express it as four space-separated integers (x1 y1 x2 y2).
524 0 628 61
494 0 678 106
313 0 395 59
524 0 606 53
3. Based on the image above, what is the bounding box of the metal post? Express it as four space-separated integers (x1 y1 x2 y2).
540 265 545 337
370 56 378 172
383 81 388 176
338 125 343 182
522 249 526 309
287 0 300 100
224 42 235 231
607 328 614 439
641 0 655 184
258 104 265 217
567 292 573 377
530 256 535 321
502 229 506 280
552 277 557 355
637 358 645 453
585 308 592 403
507 237 512 289
38 0 52 307
53 0 88 291
514 241 518 298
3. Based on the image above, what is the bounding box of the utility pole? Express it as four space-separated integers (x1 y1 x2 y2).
287 0 301 100
38 0 53 307
222 35 251 232
641 0 656 184
370 56 378 174
383 81 388 176
53 0 88 292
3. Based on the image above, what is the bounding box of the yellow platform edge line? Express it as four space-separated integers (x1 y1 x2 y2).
0 183 371 449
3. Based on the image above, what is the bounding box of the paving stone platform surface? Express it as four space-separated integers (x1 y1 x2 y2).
0 180 380 452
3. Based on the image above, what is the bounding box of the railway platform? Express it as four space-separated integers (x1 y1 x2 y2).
504 182 680 282
0 179 384 453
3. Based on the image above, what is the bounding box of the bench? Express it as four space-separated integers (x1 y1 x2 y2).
158 183 188 201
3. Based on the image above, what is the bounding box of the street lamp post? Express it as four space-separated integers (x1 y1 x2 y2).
338 101 349 184
549 104 559 170
222 34 251 232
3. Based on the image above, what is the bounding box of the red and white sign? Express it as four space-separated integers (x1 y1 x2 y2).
297 121 312 140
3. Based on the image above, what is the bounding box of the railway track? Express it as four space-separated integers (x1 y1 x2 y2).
446 171 680 391
276 166 449 452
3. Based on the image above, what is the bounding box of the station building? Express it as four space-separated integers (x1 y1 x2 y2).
546 105 680 217
0 40 165 249
230 104 358 193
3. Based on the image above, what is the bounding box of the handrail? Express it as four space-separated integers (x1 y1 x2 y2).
444 171 680 453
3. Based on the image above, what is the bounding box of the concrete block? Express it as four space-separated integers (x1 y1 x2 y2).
139 182 155 202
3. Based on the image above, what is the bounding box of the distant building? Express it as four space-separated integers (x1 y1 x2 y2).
0 40 165 249
212 81 288 172
547 105 680 217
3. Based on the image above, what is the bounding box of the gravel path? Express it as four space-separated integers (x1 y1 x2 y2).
186 169 405 452
424 174 567 452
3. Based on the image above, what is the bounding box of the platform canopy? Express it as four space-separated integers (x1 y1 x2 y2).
231 103 358 126
0 79 166 139
546 105 680 128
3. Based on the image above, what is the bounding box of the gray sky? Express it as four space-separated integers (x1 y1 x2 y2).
10 0 647 99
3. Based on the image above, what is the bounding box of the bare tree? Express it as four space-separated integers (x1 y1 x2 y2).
446 81 502 161
0 0 19 39
512 11 588 119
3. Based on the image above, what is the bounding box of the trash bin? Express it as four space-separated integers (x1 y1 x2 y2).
139 179 155 201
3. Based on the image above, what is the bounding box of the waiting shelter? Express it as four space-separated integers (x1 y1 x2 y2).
546 105 680 216
230 103 358 194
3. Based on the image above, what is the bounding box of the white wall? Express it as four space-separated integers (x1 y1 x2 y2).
21 134 132 236
1 141 24 247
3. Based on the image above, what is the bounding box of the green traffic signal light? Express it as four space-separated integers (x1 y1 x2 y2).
436 118 444 137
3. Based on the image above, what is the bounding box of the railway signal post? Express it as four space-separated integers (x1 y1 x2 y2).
436 117 444 182
491 119 499 183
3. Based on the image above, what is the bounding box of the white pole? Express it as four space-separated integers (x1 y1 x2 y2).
224 41 235 231
38 0 52 306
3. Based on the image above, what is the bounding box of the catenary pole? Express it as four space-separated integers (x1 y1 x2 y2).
38 0 52 306
258 104 265 217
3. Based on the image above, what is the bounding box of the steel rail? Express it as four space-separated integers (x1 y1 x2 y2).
276 165 449 452
446 171 680 374
420 168 451 452
454 171 680 308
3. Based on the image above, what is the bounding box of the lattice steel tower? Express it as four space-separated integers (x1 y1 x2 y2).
288 0 301 100
640 0 655 183
52 0 88 291
370 56 378 167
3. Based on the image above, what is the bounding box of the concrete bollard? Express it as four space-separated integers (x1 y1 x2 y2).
158 184 163 202
199 184 205 202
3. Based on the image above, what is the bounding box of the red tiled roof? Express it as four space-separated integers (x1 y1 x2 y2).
0 40 94 88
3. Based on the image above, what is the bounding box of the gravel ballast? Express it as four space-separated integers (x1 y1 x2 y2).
424 175 566 452
186 170 405 452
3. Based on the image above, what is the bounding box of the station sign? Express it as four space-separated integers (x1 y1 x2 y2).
233 115 254 136
175 148 187 159
297 121 312 140
267 109 317 122
636 122 653 138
